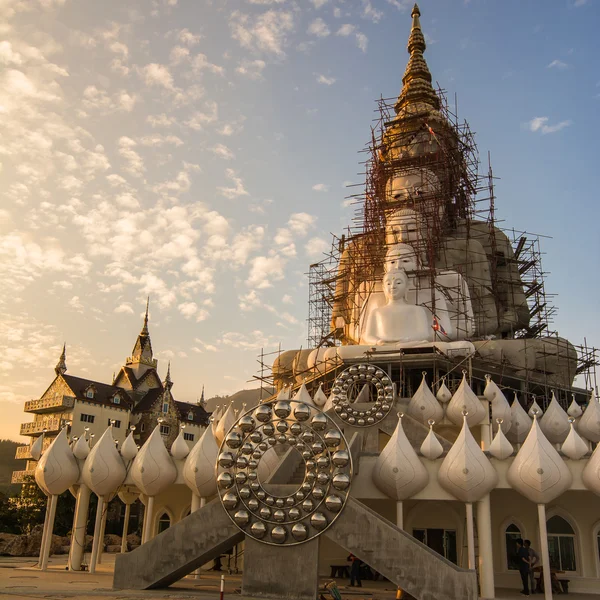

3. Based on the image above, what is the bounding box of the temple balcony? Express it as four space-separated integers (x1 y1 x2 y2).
11 469 36 484
24 394 75 413
20 418 63 436
15 437 52 460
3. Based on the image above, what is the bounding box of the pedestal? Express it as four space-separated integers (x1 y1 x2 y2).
242 536 320 600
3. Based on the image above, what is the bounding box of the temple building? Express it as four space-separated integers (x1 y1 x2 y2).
21 6 600 600
12 303 210 485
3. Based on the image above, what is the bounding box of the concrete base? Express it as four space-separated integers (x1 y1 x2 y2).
242 537 319 600
113 497 243 589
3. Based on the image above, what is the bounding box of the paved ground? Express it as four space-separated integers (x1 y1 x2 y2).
0 555 598 600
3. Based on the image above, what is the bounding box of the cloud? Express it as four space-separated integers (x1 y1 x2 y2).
362 0 383 22
312 183 329 192
356 32 368 52
386 0 411 9
307 18 330 38
82 86 138 113
236 59 266 79
218 168 249 198
212 143 235 160
115 302 134 314
336 24 355 36
147 113 177 127
317 74 336 85
230 10 294 57
186 101 219 129
547 59 568 70
68 296 84 313
141 63 175 89
305 236 329 258
311 0 328 7
246 254 287 288
118 136 145 176
527 116 572 134
176 28 202 46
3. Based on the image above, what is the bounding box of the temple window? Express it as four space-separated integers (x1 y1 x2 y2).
113 396 121 404
547 516 577 572
157 513 171 534
80 413 95 423
140 423 145 432
188 411 194 421
86 388 95 399
159 424 170 436
505 523 522 570
162 402 169 413
184 432 194 442
107 419 121 428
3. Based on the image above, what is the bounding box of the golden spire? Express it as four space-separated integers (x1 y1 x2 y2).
395 3 440 114
55 343 67 376
141 296 149 335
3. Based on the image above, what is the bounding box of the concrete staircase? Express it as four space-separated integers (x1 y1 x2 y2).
325 497 478 600
113 497 243 590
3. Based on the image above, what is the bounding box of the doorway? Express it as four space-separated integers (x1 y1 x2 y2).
413 528 458 564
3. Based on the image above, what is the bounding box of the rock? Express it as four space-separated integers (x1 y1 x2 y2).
127 533 141 546
0 526 64 557
0 533 18 556
106 544 121 553
103 534 122 546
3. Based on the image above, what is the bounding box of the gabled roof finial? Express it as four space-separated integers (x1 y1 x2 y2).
55 343 67 376
141 297 150 335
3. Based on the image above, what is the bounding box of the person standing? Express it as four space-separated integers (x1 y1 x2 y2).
347 553 362 587
524 540 540 593
516 539 531 596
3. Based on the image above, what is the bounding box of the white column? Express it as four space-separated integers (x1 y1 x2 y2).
121 503 132 553
193 496 205 579
39 495 58 571
537 504 553 600
69 485 91 571
465 502 476 571
37 495 52 568
477 495 495 599
396 501 403 530
96 501 108 564
89 496 104 574
142 496 155 544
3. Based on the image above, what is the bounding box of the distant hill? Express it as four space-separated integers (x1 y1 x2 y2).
0 439 22 496
205 387 274 414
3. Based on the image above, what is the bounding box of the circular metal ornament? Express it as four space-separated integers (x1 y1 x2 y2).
217 399 352 546
330 364 394 427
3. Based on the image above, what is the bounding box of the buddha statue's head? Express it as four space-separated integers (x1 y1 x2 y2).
383 269 409 303
386 169 439 206
385 243 419 273
385 208 424 246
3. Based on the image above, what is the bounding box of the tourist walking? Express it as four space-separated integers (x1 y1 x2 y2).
347 553 362 587
516 539 531 596
524 540 540 593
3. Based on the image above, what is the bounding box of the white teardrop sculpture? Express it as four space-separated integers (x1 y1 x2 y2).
506 417 573 504
30 433 45 461
506 396 532 444
528 398 543 418
73 436 90 460
183 426 219 498
488 426 514 460
420 424 444 460
373 415 429 500
582 439 600 496
561 421 588 460
211 406 222 433
293 383 314 405
436 378 452 404
313 384 327 408
120 432 138 461
567 397 583 419
323 391 336 413
408 373 444 425
577 391 600 443
276 386 291 400
215 404 236 446
171 429 191 460
257 446 281 483
130 426 177 497
118 486 140 505
539 393 570 444
82 427 126 497
445 373 487 427
35 428 80 496
484 377 512 434
438 417 499 503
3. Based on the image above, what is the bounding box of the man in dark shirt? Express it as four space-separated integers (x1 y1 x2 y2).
516 538 531 596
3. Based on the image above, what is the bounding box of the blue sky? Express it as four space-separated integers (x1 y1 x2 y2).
1 0 598 441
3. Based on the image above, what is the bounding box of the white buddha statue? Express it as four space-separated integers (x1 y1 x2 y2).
360 269 433 346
